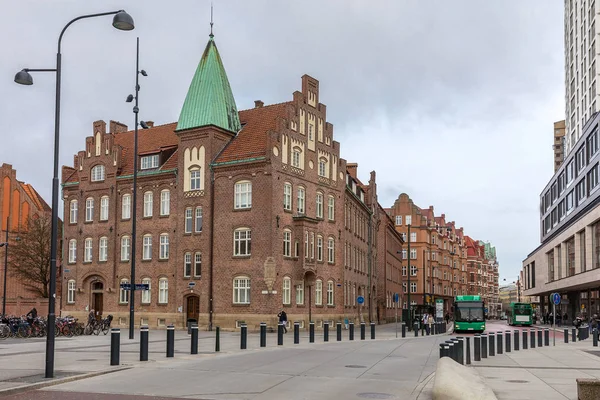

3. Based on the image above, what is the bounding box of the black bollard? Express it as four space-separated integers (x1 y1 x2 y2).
414 322 419 337
594 329 598 347
324 322 329 342
466 337 471 365
439 343 446 358
401 323 406 338
191 324 199 355
278 323 284 346
215 326 220 352
474 334 481 361
514 330 520 351
360 322 366 340
309 322 315 343
537 329 543 347
452 339 461 363
337 322 342 341
522 330 528 350
530 329 535 348
110 328 120 366
564 328 569 343
457 337 464 365
421 323 425 337
442 344 450 358
544 328 550 346
140 326 149 362
489 332 495 356
371 322 376 339
481 334 488 358
505 330 511 352
260 322 267 347
572 328 576 343
294 322 300 344
349 322 354 341
240 324 247 349
447 342 455 362
166 325 175 358
497 331 503 354
426 324 430 336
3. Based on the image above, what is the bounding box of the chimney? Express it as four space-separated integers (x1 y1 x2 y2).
145 121 154 128
109 120 128 134
254 100 264 108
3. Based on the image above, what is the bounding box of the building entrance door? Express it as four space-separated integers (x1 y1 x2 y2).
187 296 199 326
91 281 104 319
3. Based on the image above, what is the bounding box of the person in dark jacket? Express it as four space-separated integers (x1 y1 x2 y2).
278 310 288 333
26 307 37 325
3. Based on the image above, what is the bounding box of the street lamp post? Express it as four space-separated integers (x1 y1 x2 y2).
125 37 149 339
15 9 134 379
1 218 8 316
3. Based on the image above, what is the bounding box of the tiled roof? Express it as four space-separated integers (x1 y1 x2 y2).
62 166 77 184
215 102 291 164
113 123 178 175
161 149 178 170
21 183 51 212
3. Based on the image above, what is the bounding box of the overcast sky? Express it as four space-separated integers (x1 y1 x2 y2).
1 1 564 282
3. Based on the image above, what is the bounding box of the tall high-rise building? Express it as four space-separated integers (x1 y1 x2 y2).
564 0 598 155
553 120 566 172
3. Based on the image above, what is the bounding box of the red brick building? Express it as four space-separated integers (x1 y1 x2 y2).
0 163 57 315
60 33 404 330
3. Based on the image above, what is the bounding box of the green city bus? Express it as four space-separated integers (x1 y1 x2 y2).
507 302 533 326
453 295 486 332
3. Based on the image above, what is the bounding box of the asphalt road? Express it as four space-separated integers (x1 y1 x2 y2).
2 391 191 400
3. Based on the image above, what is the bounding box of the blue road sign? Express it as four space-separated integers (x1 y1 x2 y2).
119 283 149 291
551 292 561 305
357 296 365 305
393 293 399 303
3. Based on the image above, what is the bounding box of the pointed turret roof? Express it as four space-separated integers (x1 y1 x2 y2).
176 34 241 133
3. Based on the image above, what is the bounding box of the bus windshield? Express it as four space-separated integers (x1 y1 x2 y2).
454 301 484 322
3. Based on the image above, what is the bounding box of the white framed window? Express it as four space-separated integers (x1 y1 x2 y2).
410 265 417 276
194 252 202 277
195 207 203 232
283 183 292 210
190 168 201 190
328 237 335 263
395 215 402 225
402 266 407 276
100 196 109 221
184 252 192 277
143 191 153 217
141 278 151 304
67 280 76 303
310 232 315 259
318 160 326 177
315 280 323 305
283 230 291 257
283 277 291 304
159 233 169 259
292 149 301 168
158 278 168 304
406 215 412 225
185 208 193 233
317 235 323 261
234 181 252 209
328 195 335 221
296 283 304 305
410 232 417 242
119 278 129 304
69 200 78 223
234 228 251 256
410 282 417 293
99 236 108 262
297 187 305 214
85 198 94 222
84 238 93 262
160 190 170 216
327 281 334 305
142 235 152 260
141 154 159 170
91 165 105 182
121 194 131 219
316 192 324 218
121 236 130 261
68 239 77 263
233 276 250 304
410 249 417 259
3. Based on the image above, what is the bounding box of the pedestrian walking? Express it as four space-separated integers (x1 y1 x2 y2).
278 310 288 333
445 313 450 324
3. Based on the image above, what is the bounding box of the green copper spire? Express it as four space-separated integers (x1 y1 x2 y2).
176 34 241 133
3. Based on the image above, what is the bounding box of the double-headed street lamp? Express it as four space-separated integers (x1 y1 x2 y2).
125 37 149 339
14 9 134 379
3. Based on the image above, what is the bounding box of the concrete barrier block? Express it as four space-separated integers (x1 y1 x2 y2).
577 378 600 400
433 357 497 400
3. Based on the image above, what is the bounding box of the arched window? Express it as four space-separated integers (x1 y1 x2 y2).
119 278 129 303
233 228 251 256
84 238 93 262
142 234 152 260
327 237 335 263
283 182 292 210
160 189 170 216
69 200 78 223
141 278 151 304
234 180 252 209
296 282 304 305
327 195 335 221
194 252 202 277
315 279 323 306
317 235 323 262
297 187 305 214
316 192 324 219
85 198 94 222
158 278 168 304
67 280 76 303
282 277 291 305
121 194 131 219
327 281 334 305
233 276 250 304
184 252 192 277
283 229 291 257
91 165 105 182
68 239 77 263
100 196 109 221
195 207 203 232
143 191 153 217
121 236 130 261
159 233 169 259
98 236 108 262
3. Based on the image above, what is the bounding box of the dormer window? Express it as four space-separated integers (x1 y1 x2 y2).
91 165 105 182
141 154 159 170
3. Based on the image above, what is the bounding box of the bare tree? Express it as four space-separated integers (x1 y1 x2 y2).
10 215 51 298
